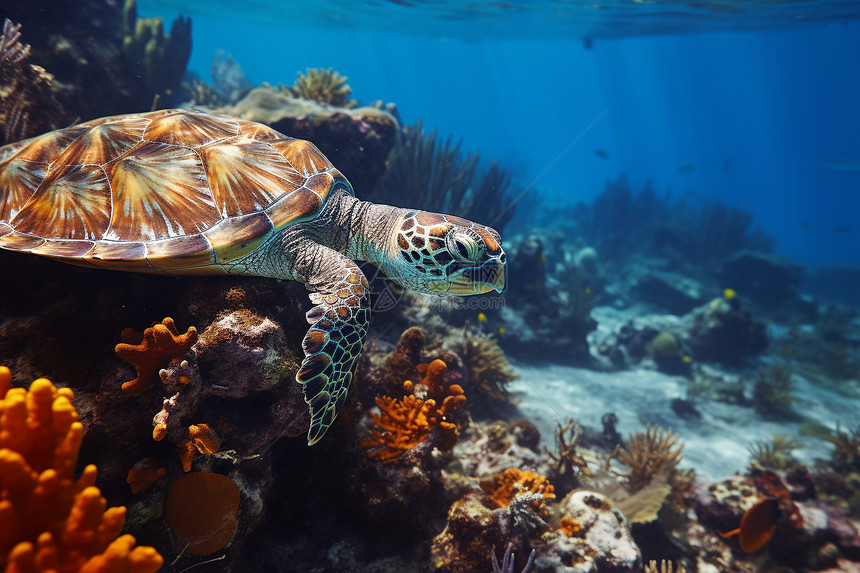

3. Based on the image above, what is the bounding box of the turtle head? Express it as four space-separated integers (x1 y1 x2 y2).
388 211 506 296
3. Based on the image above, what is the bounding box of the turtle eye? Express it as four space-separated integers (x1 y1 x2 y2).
447 231 483 263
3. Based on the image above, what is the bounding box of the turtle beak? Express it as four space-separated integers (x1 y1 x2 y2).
473 258 506 294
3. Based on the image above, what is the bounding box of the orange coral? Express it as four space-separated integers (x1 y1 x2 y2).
482 468 556 513
126 458 166 494
361 359 466 463
178 424 222 472
0 366 163 573
165 472 240 556
115 317 198 394
559 515 581 537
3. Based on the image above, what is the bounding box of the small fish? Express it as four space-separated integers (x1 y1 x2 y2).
834 226 852 234
477 312 488 322
723 288 736 300
678 164 696 173
498 327 506 335
595 149 609 159
719 498 780 553
799 222 811 230
822 158 860 175
681 355 692 363
723 157 732 170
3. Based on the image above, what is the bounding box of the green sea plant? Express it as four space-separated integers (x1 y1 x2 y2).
121 0 192 105
747 435 802 471
291 67 357 108
752 362 798 420
371 119 516 232
184 79 224 108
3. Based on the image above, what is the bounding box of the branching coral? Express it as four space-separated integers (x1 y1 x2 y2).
459 331 518 416
747 434 802 471
115 317 198 394
370 119 516 232
121 0 192 105
0 366 163 572
752 362 797 420
607 425 684 493
361 359 466 463
645 560 686 573
481 468 556 514
545 419 592 496
291 68 357 108
825 424 860 473
0 19 66 144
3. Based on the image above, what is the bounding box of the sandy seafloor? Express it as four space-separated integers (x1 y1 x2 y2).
509 306 858 480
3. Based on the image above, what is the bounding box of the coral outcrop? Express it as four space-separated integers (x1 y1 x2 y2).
0 366 163 573
535 491 643 572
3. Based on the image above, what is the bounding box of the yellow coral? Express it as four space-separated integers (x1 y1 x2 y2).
292 68 357 108
0 366 163 572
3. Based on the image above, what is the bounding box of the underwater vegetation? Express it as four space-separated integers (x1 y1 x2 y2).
0 19 66 144
567 175 773 271
0 367 163 573
288 67 357 108
370 119 516 232
751 362 798 421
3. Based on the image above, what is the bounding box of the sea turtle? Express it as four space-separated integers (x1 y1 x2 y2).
0 109 507 444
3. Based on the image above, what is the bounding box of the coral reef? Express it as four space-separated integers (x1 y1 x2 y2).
369 119 516 232
120 0 191 107
747 435 802 471
290 67 357 108
0 367 162 572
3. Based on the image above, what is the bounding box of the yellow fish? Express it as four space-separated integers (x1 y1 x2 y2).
498 327 506 335
477 312 487 322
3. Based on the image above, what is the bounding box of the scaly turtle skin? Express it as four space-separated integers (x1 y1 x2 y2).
0 109 507 444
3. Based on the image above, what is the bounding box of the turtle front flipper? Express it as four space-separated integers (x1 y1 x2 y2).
295 243 370 445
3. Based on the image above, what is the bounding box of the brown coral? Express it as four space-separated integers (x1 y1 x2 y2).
482 468 556 513
115 317 198 394
545 418 592 496
608 425 684 493
361 359 466 463
165 472 240 556
291 68 357 108
0 366 163 572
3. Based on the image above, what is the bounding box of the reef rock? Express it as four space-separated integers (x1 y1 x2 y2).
215 85 398 194
686 296 767 367
631 270 703 315
535 491 642 572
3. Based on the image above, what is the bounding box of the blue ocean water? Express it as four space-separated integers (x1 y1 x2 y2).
141 1 860 268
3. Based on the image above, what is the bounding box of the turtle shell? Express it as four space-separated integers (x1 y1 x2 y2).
0 109 352 275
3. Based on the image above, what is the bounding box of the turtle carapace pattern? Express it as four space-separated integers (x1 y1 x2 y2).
0 109 507 445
